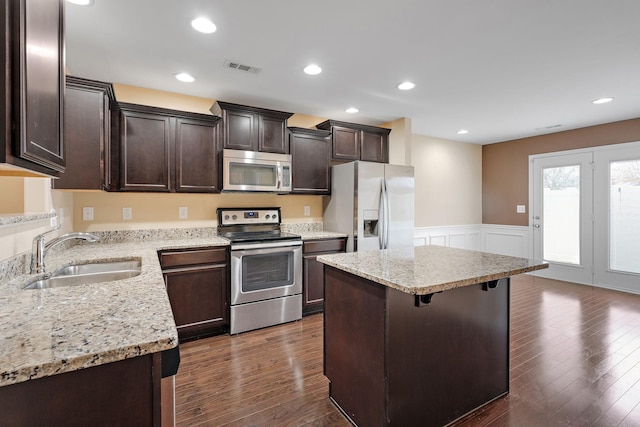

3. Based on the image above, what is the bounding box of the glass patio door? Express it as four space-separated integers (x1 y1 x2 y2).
531 142 640 292
532 153 594 284
593 146 640 292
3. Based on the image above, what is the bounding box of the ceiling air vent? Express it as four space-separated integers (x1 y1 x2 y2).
224 60 261 74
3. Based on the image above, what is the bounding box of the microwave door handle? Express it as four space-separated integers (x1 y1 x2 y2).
277 165 282 190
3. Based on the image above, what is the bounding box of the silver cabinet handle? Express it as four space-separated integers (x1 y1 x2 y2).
534 224 540 228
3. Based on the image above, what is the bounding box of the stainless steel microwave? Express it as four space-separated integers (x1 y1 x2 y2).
222 149 292 193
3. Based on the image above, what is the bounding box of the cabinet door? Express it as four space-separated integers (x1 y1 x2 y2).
303 254 325 314
13 0 65 172
360 130 389 163
291 132 330 194
302 238 347 315
332 126 360 161
119 110 172 191
164 264 228 340
175 117 220 193
54 82 110 190
223 109 256 151
259 115 288 153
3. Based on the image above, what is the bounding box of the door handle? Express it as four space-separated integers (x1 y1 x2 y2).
534 224 540 228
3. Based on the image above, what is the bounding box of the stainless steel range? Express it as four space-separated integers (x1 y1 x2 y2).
217 207 302 334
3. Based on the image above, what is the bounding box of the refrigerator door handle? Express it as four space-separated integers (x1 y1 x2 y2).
382 178 390 249
378 178 385 250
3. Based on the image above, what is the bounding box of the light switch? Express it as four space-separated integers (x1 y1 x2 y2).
179 206 188 219
517 205 526 214
82 207 94 221
304 206 311 216
122 207 132 220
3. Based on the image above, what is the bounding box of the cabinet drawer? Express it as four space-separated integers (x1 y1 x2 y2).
303 238 347 254
159 247 227 268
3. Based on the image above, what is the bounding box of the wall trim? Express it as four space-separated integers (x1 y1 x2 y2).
414 224 531 258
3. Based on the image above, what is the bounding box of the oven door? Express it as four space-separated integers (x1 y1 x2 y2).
230 241 302 305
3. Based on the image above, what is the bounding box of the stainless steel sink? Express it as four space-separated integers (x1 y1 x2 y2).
23 260 142 290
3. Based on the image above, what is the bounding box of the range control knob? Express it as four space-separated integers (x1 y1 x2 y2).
232 214 237 220
272 214 278 221
265 214 270 219
224 215 229 220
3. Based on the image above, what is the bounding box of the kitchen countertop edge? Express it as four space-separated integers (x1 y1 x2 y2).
317 245 548 295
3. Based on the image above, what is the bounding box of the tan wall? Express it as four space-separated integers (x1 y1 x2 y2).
72 192 322 232
0 177 25 213
412 135 482 227
383 118 412 166
483 117 640 226
0 179 74 262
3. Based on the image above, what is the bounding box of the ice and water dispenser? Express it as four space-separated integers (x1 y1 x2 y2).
363 209 379 237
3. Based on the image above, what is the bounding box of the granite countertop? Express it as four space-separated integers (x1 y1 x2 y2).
0 236 229 387
0 212 56 227
317 245 548 295
296 230 348 240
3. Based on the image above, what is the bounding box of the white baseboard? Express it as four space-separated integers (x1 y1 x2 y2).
414 224 531 258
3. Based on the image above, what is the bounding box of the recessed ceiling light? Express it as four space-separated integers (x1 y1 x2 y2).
457 129 469 135
592 97 614 104
66 0 93 5
345 107 359 114
303 64 322 75
191 17 217 34
397 81 415 90
175 73 195 83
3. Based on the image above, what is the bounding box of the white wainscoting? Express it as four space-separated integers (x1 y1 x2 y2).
414 224 531 258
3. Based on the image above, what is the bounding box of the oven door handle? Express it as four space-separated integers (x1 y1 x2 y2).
231 240 302 250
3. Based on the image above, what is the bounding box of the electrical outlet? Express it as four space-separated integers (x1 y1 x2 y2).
122 207 132 220
304 206 311 216
517 205 526 213
179 206 188 219
59 208 65 225
82 207 94 221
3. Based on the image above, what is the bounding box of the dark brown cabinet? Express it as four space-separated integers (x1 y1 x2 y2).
0 353 161 426
316 120 391 163
53 77 115 190
302 238 347 315
289 127 332 195
159 247 229 341
210 101 293 153
116 103 221 192
1 0 65 177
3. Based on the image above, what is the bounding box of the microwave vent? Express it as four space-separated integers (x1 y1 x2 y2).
224 60 262 74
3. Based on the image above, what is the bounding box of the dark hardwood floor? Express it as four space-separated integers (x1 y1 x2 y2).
176 275 640 426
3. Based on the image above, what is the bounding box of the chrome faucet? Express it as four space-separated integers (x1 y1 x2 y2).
30 225 100 274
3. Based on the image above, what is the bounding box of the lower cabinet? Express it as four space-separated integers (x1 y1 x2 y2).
0 353 161 427
302 238 347 315
159 247 229 341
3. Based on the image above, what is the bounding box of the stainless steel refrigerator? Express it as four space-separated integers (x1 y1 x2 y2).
324 161 414 252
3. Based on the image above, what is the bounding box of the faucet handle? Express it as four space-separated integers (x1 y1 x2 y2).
34 224 61 241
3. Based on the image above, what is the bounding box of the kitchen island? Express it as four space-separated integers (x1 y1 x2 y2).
318 245 548 427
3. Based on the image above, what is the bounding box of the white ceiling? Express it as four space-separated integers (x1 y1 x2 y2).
65 0 640 145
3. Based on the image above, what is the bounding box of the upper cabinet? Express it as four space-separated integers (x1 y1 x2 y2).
1 0 65 177
53 76 116 190
115 103 221 193
316 120 391 163
210 101 293 154
289 127 332 195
